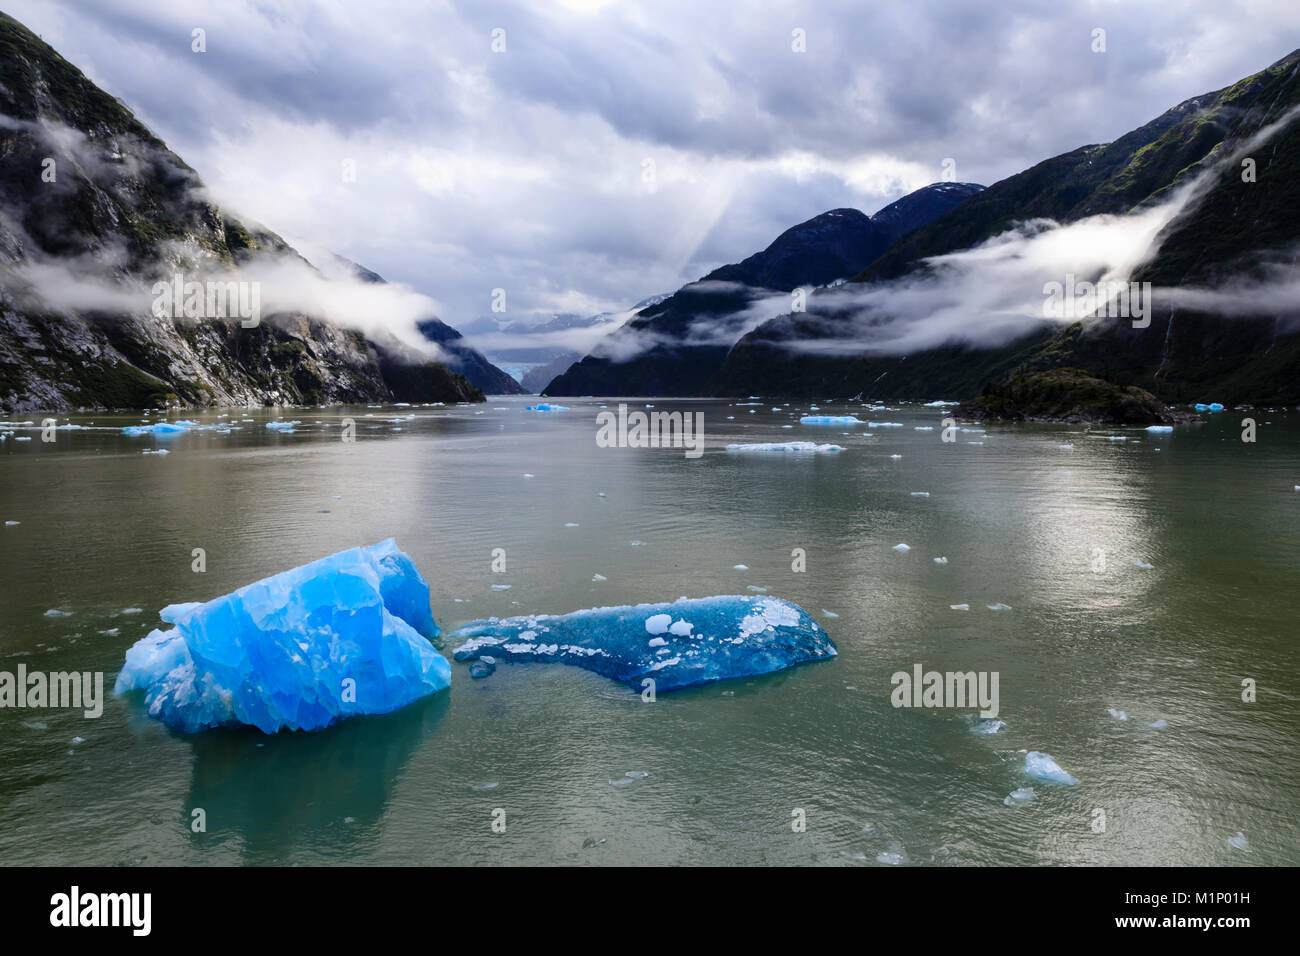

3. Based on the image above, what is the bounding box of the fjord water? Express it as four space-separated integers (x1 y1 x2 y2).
1 398 1297 866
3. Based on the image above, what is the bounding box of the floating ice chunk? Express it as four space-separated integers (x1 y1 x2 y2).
523 473 535 478
468 660 495 679
923 400 957 407
1004 787 1035 806
564 522 579 527
265 420 301 432
121 421 194 436
911 491 930 497
889 454 902 460
141 449 169 455
4 520 18 526
800 416 862 425
1146 425 1173 433
1133 560 1154 570
733 564 749 570
450 596 835 692
821 609 839 618
491 584 511 591
1024 751 1077 785
648 637 667 647
970 718 1006 734
121 607 142 615
592 573 607 582
1227 831 1248 850
1145 719 1168 729
869 421 904 428
726 441 844 454
892 543 910 552
933 556 948 564
669 619 694 636
525 403 569 411
1059 443 1074 450
986 603 1012 611
44 609 71 618
914 426 934 431
950 604 969 611
629 540 644 546
746 585 768 593
113 539 449 733
1106 436 1127 442
98 628 119 636
1108 708 1128 721
876 851 904 865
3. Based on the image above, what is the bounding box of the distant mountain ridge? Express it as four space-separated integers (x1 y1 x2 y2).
544 182 984 396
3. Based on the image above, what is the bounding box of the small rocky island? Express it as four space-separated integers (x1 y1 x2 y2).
956 368 1190 425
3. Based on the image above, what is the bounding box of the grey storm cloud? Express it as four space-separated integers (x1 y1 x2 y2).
7 0 1300 335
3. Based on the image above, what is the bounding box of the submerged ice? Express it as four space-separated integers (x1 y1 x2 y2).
114 539 450 733
449 595 837 692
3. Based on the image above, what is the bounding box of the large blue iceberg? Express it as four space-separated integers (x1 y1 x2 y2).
449 595 836 692
114 539 450 733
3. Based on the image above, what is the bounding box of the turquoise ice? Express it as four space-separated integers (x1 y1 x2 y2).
114 539 450 733
449 595 837 692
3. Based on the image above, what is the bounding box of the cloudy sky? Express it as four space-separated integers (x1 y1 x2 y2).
9 0 1300 328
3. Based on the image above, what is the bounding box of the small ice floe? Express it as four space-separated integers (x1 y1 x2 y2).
733 564 749 570
725 441 843 454
969 718 1006 735
265 420 301 432
876 850 904 865
592 573 607 582
747 585 768 593
523 473 535 478
986 603 1012 611
1227 831 1248 850
598 492 607 497
950 604 970 611
468 660 495 679
71 736 84 745
44 609 71 618
914 426 934 432
821 609 839 618
525 404 569 411
910 491 930 497
1024 751 1078 785
1059 443 1074 450
1106 436 1127 442
470 782 499 791
1146 425 1173 433
1195 402 1225 413
1145 719 1168 729
121 607 142 615
564 522 580 527
1004 787 1035 806
98 628 119 637
4 520 18 526
800 415 862 425
889 454 902 460
491 584 511 591
644 614 672 635
1133 559 1154 570
1108 708 1128 721
625 770 649 779
933 556 948 565
892 543 910 552
141 448 169 455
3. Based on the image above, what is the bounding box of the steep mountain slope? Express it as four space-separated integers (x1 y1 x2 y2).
543 183 983 396
715 50 1300 403
415 317 525 394
0 12 481 412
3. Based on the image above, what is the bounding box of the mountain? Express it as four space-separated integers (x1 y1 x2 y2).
0 12 482 412
714 50 1300 404
543 183 983 396
415 317 526 394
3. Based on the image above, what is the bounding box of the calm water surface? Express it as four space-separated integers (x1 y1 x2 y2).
1 397 1297 865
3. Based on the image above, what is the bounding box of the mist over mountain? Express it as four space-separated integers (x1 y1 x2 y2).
0 12 482 412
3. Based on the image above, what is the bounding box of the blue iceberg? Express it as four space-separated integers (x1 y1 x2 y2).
450 595 836 692
1194 402 1225 412
114 539 450 733
799 415 862 425
1024 751 1078 785
122 420 198 436
525 403 569 412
